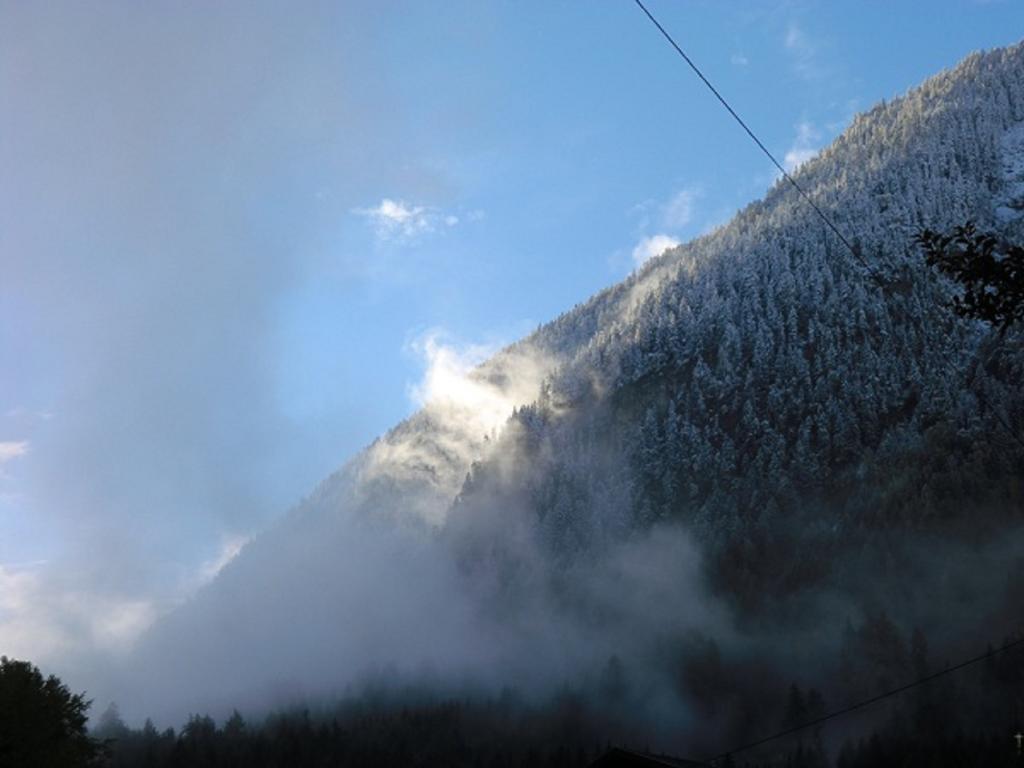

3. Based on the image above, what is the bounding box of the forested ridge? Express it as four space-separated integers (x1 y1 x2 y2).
450 43 1024 600
92 631 1024 767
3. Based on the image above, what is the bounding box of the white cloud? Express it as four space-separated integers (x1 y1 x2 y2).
91 599 159 653
661 188 700 229
632 234 680 267
0 563 61 659
356 329 553 524
623 187 700 270
197 534 249 585
352 198 461 243
0 532 253 664
0 441 28 463
5 408 53 422
0 561 160 661
784 121 821 172
784 22 824 81
784 23 805 51
407 331 507 430
731 53 749 67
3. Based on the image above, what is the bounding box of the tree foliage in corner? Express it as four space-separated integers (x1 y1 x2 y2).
0 656 105 767
916 222 1024 333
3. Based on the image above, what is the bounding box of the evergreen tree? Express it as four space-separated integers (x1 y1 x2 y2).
0 656 105 768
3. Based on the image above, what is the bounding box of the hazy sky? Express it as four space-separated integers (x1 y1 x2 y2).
2 1 1023 665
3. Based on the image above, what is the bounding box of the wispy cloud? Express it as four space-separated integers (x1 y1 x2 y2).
354 327 553 524
632 234 681 267
0 529 253 665
784 22 824 81
730 53 749 67
631 186 703 232
196 534 250 585
784 121 822 172
352 198 461 243
0 441 28 464
0 561 159 660
5 408 53 422
407 331 501 420
626 186 700 268
661 188 700 229
784 23 806 51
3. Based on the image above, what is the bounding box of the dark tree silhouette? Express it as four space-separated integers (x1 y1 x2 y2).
93 702 131 743
916 223 1024 333
0 656 105 767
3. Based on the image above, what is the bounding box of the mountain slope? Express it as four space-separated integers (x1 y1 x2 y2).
449 43 1024 605
125 42 1024 731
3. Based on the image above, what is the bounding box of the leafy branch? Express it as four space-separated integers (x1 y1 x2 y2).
916 222 1024 334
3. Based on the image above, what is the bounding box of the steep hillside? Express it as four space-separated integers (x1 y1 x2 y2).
452 43 1024 606
124 43 1024 739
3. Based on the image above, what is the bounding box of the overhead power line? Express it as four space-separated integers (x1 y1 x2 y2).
625 10 1024 765
631 0 878 277
707 634 1024 764
630 0 1024 450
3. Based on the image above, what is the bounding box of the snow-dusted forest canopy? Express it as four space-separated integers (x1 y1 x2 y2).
454 43 1024 589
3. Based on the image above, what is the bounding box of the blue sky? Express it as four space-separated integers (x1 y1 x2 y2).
1 1 1023 661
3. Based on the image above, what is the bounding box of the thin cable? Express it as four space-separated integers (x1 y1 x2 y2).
631 0 1024 451
623 12 1024 760
708 634 1024 764
631 0 879 277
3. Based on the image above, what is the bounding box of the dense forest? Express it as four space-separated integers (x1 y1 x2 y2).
4 622 1022 766
89 637 1024 768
